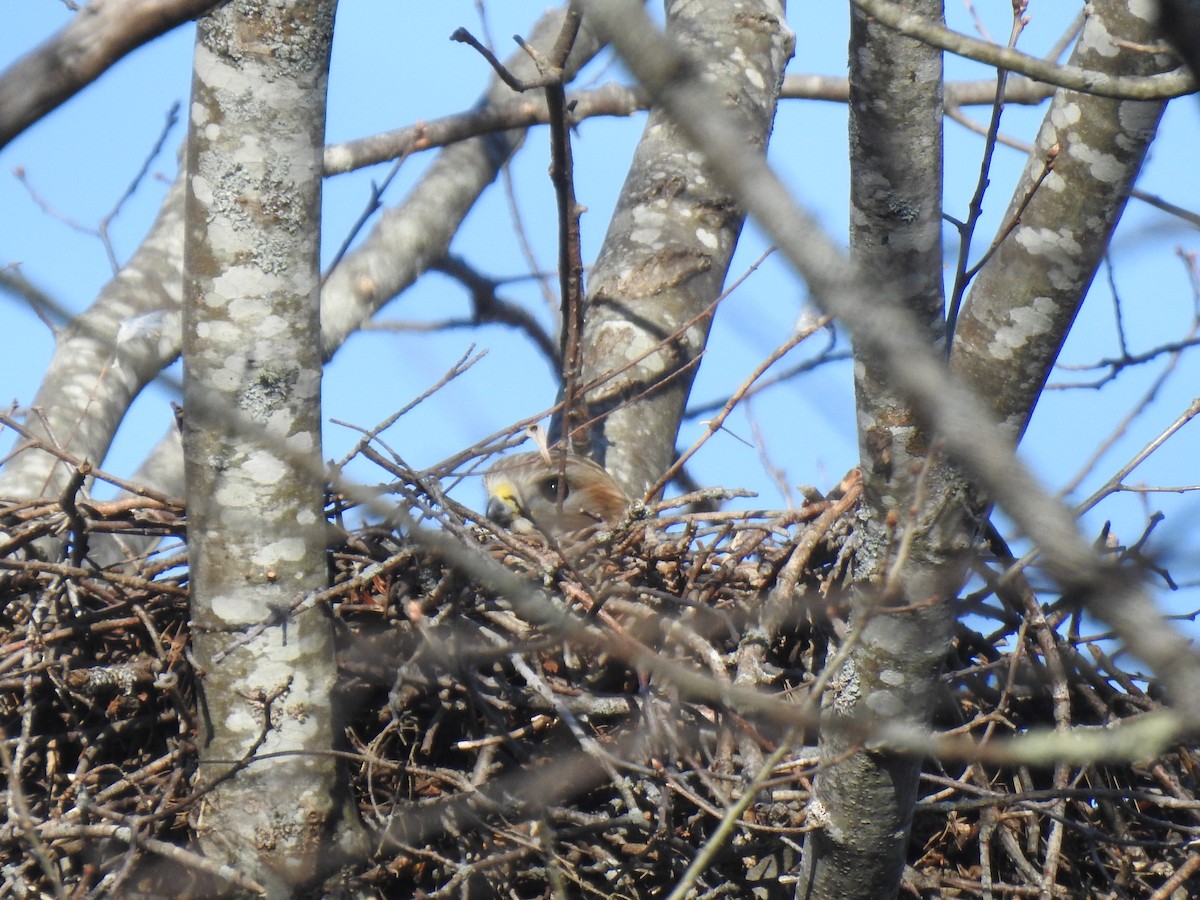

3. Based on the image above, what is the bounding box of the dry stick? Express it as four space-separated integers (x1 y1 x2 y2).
432 247 779 480
422 256 560 366
685 343 850 419
744 407 797 507
511 6 590 498
1110 252 1134 360
99 100 181 273
544 13 590 458
324 81 643 174
989 394 1200 563
330 345 486 470
965 152 1055 289
318 75 1061 179
448 12 593 510
7 268 1153 781
1150 853 1200 900
492 7 585 321
0 414 181 506
500 167 560 313
57 462 90 568
0 560 186 598
0 725 65 899
13 101 179 275
323 134 419 280
501 639 642 813
0 820 266 895
918 776 1200 814
462 19 596 548
1049 336 1200 388
215 394 828 730
581 0 1200 739
469 0 570 320
1059 325 1200 498
7 271 1152 777
1077 397 1200 513
1023 588 1073 893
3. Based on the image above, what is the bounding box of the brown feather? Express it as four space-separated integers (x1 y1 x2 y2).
483 451 629 541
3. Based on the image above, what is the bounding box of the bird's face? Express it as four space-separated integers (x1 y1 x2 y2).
483 451 629 541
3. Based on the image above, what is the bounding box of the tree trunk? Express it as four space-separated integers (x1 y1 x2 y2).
798 2 1175 896
579 0 794 497
0 170 184 503
181 0 365 892
0 7 610 568
795 2 951 897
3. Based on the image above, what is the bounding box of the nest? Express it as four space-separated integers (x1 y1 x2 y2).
1 463 1198 899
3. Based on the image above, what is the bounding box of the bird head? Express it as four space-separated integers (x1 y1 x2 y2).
483 450 629 541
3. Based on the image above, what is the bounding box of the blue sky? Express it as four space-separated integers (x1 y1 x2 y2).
3 2 1199 618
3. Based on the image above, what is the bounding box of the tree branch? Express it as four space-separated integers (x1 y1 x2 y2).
855 0 1193 100
0 0 219 151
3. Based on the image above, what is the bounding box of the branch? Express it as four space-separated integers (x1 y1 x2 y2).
952 0 1175 441
0 0 219 151
854 0 1194 99
324 75 1055 177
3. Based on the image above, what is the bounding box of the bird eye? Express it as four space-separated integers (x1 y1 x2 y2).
539 476 569 502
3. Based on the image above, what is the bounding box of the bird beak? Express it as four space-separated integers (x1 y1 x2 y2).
486 493 518 527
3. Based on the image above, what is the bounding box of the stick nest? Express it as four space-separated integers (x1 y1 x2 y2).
0 467 1197 898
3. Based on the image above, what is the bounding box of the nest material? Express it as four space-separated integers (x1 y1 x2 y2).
0 473 1198 899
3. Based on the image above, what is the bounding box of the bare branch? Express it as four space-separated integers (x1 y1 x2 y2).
855 0 1194 100
0 0 219 150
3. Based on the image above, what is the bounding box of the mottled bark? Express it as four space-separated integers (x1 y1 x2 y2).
800 2 1176 896
952 0 1173 440
578 0 794 498
795 2 950 897
181 0 365 892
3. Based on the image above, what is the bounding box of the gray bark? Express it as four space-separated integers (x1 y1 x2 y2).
318 8 610 350
795 1 950 897
951 0 1173 439
799 2 1175 896
581 3 1200 898
181 0 365 892
578 0 794 498
798 3 1176 896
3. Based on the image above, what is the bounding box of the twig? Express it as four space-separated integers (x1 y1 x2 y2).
323 133 419 280
945 6 1030 349
648 314 830 500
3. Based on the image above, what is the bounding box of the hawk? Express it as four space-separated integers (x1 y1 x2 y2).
483 450 629 542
